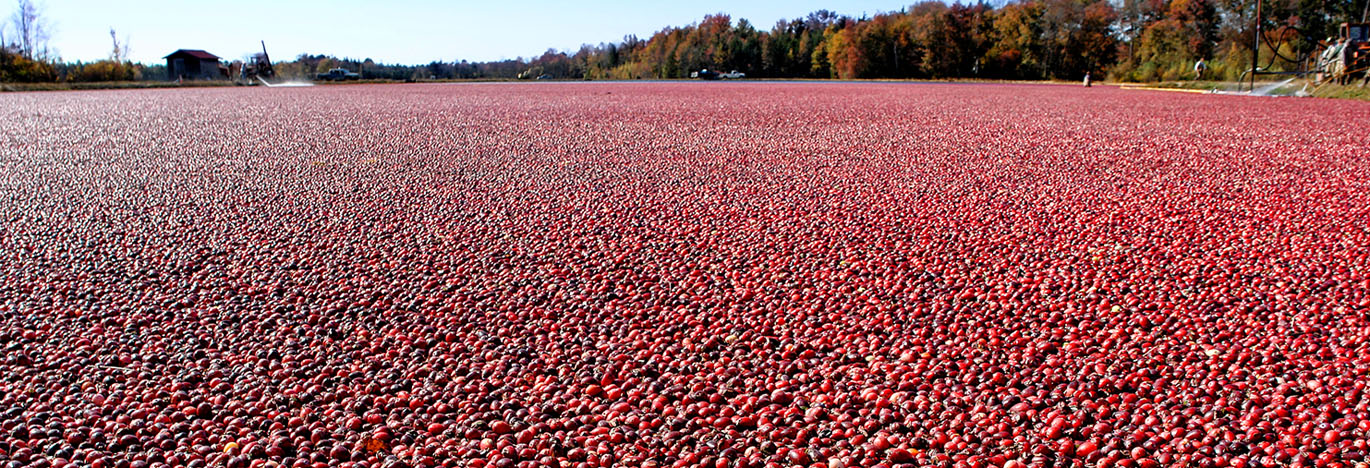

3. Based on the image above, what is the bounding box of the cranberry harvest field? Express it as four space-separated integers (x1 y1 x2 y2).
2 83 1369 468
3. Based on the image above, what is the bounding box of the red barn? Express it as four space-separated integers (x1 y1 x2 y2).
164 49 226 80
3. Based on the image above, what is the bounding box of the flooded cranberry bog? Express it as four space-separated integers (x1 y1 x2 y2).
2 82 1369 468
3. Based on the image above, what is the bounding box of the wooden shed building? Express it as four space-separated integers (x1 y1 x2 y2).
165 49 226 80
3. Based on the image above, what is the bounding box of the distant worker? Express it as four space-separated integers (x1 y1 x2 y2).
1084 72 1092 87
1194 58 1208 80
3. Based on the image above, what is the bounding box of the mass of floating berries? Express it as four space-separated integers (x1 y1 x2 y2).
1 82 1369 468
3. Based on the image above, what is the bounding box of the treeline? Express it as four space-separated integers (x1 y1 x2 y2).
516 0 1347 81
3 0 1358 83
2 0 163 83
0 48 167 82
272 0 1342 82
273 55 532 81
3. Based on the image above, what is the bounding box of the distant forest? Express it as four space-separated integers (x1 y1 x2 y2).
2 0 1362 83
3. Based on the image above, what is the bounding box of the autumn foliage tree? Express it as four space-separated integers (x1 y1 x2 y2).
1 0 55 82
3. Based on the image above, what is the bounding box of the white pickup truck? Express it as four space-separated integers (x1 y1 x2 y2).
316 68 361 81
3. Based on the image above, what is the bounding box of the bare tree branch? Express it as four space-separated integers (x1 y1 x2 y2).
109 27 122 61
10 0 52 60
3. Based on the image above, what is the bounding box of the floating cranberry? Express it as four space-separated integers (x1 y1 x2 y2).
0 82 1366 468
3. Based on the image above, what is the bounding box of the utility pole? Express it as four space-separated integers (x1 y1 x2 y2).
1250 0 1261 91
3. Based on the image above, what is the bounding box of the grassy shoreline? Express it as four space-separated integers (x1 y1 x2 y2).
1132 79 1370 101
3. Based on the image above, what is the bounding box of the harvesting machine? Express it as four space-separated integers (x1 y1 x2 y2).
241 40 276 84
1314 23 1370 84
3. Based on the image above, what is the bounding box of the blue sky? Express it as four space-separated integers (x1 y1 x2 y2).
32 1 910 65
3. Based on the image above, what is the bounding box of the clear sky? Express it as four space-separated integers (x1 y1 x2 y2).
31 1 911 65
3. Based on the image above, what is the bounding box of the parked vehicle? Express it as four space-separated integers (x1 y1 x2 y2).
691 69 721 80
316 68 361 81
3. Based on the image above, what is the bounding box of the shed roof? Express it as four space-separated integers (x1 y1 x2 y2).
164 49 220 60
